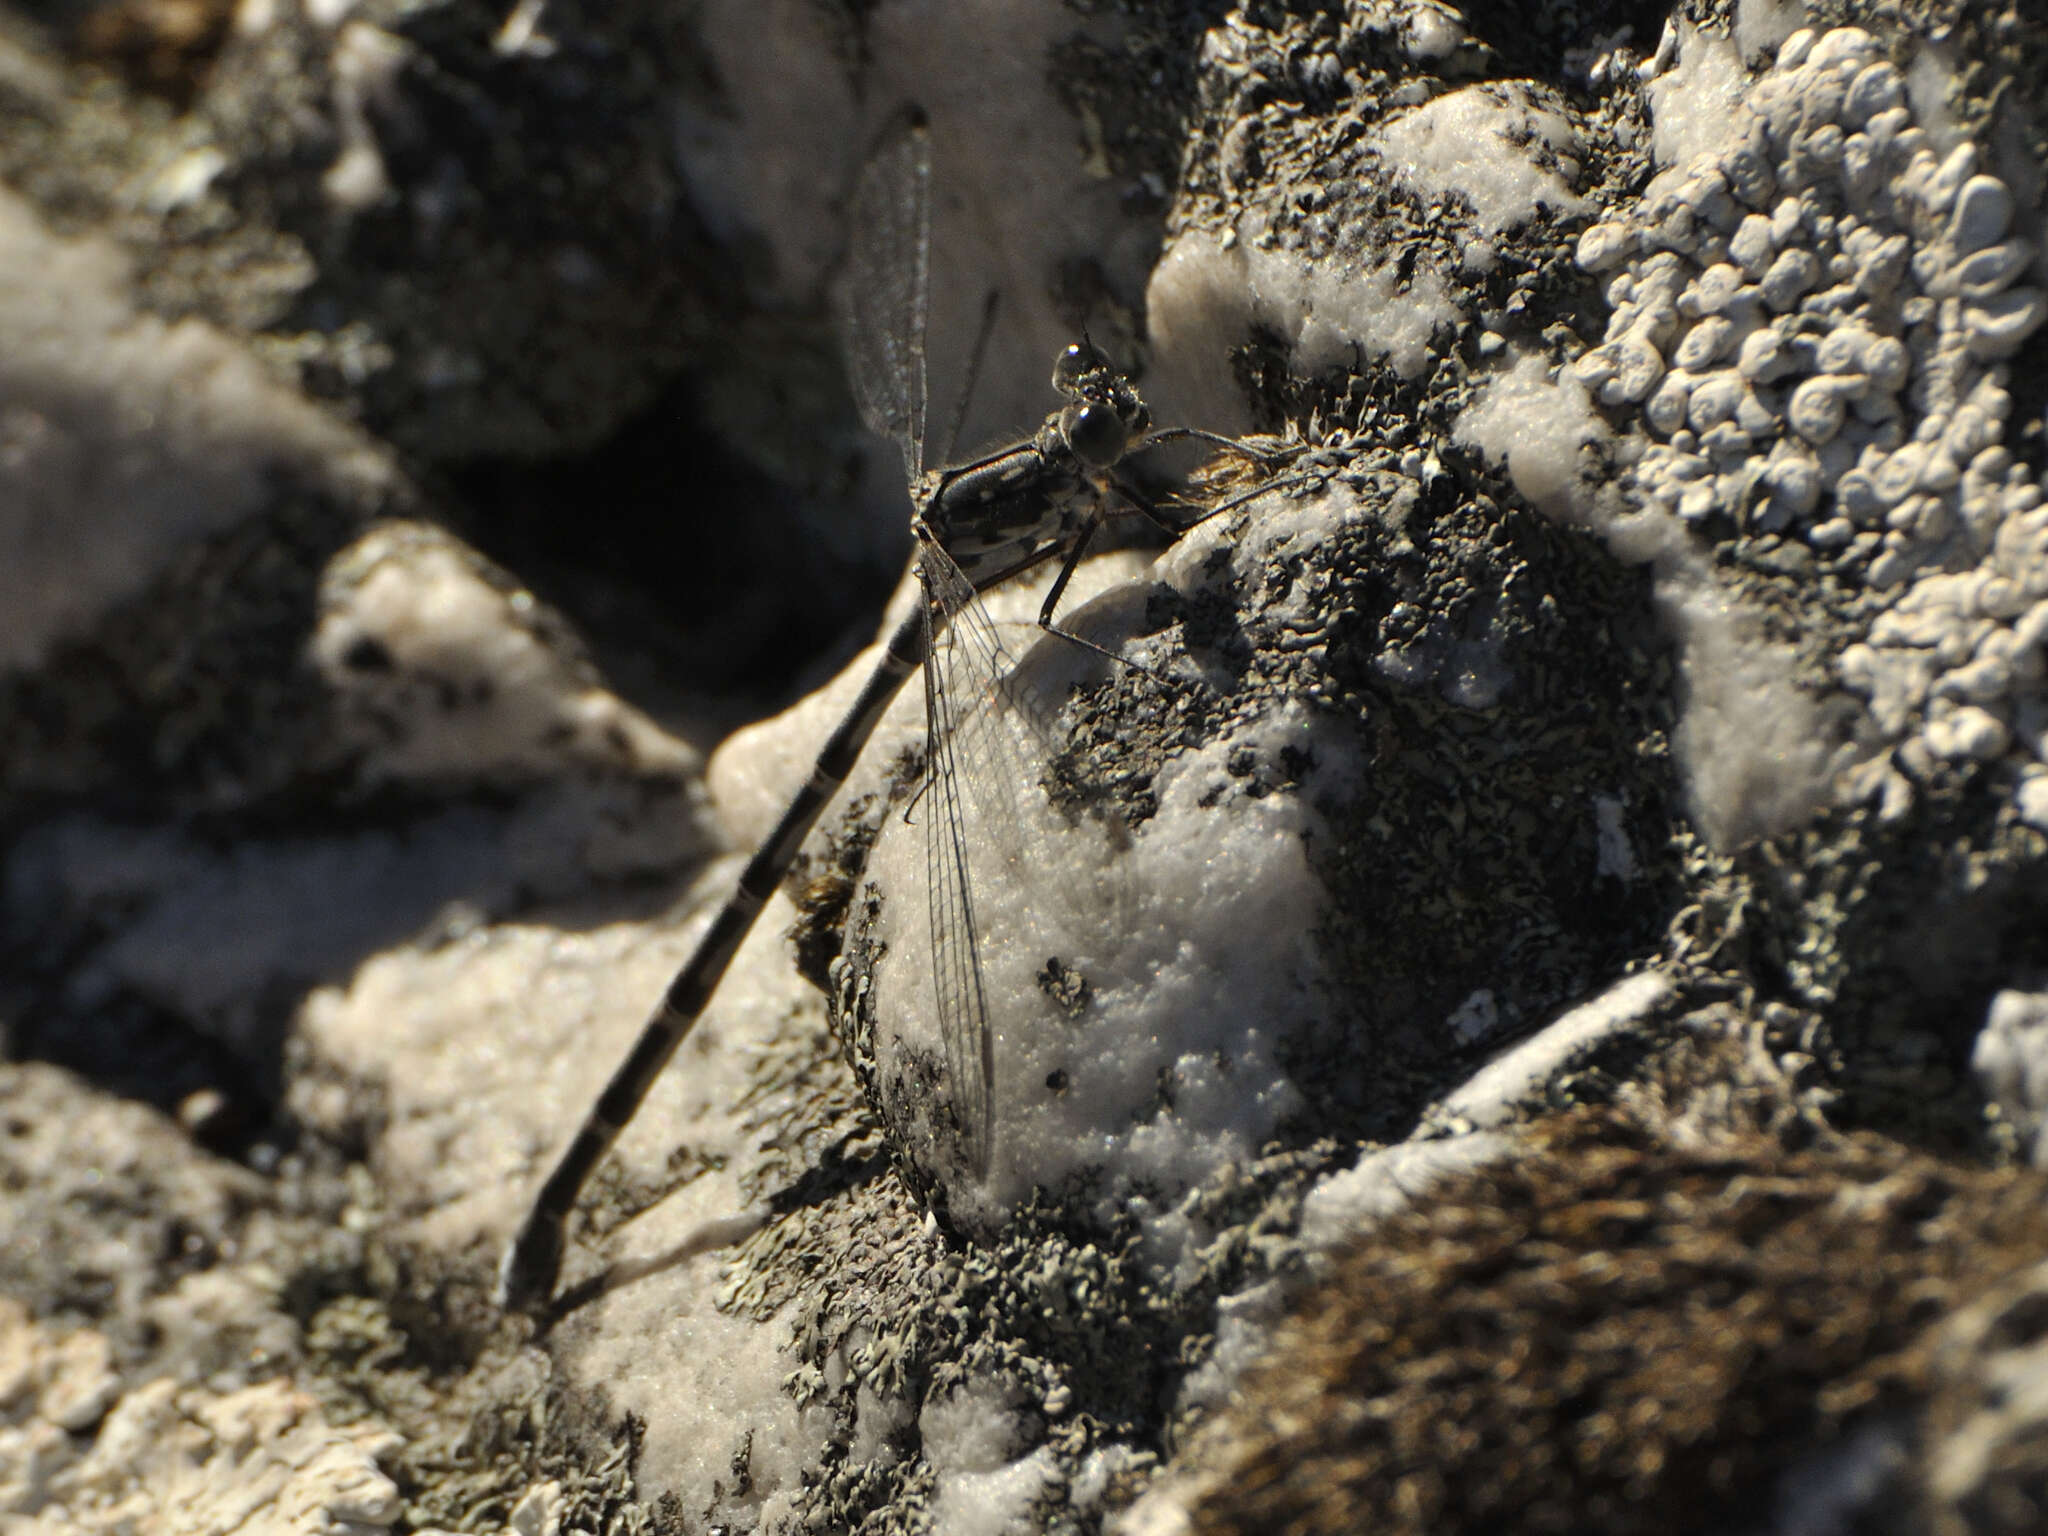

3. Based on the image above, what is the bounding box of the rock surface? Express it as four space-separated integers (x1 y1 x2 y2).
5 1 2048 1533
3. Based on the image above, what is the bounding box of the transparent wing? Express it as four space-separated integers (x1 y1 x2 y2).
838 109 931 482
915 535 1135 1180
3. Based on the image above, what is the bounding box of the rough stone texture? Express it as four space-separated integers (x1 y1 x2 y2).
1125 1102 2048 1536
1 1294 405 1536
7 0 2048 1534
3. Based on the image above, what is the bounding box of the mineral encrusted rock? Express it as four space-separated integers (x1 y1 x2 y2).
5 1 2048 1533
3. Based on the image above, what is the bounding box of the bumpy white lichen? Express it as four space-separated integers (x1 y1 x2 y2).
1973 988 2048 1167
1573 25 2048 827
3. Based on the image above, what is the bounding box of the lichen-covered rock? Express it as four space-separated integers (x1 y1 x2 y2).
11 0 2048 1533
0 1317 404 1536
839 456 1675 1242
1560 21 2048 844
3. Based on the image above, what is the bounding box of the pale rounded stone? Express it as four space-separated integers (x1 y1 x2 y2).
1965 289 2047 360
1699 421 1752 458
1937 655 2013 704
1837 468 1884 524
1918 448 1962 493
1914 494 1957 543
1946 174 2013 254
1685 370 1743 431
1737 324 1794 382
1735 386 1779 437
1605 332 1667 403
1725 145 1775 208
1842 61 1905 128
1644 372 1693 437
1863 334 1909 392
1816 325 1873 375
1760 248 1819 311
1924 704 2010 761
1853 232 1911 300
1787 376 1848 444
1805 27 1875 70
1769 196 1803 248
1729 214 1776 276
1763 449 1823 515
1681 263 1747 318
1951 240 2032 300
1925 144 1982 220
1575 220 1635 272
1841 133 1883 205
1673 316 1736 370
1874 444 1927 505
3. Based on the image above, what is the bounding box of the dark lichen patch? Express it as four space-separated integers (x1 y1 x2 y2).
1176 1105 2048 1536
1061 435 1687 1148
1300 465 1681 1091
723 937 1351 1532
0 487 375 833
1166 0 1644 391
294 1245 688 1536
151 0 735 464
716 1104 1336 1535
1037 955 1095 1018
1722 777 2048 1154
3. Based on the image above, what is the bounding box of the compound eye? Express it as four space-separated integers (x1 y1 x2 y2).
1062 401 1127 467
1052 340 1109 395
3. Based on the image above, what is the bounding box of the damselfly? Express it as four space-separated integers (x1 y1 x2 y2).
499 108 1268 1312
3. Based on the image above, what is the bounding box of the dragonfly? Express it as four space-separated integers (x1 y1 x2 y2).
499 107 1272 1313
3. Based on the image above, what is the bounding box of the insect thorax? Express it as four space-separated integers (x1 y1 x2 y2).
918 441 1102 590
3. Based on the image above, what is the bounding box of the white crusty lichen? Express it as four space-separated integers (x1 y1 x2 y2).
0 1298 401 1533
1572 24 2048 827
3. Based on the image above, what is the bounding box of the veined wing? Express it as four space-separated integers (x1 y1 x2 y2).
913 533 1138 1182
837 109 932 482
